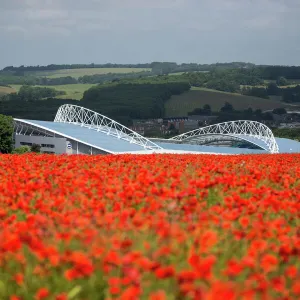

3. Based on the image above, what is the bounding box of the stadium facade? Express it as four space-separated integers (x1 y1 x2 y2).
13 104 300 155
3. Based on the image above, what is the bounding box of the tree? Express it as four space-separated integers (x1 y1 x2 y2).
244 107 253 116
254 109 262 116
31 143 41 153
276 77 288 86
220 102 234 113
0 114 14 153
262 112 273 121
13 145 31 154
241 87 269 99
272 107 287 115
266 82 280 96
203 104 212 115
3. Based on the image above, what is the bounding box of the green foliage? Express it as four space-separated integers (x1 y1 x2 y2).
0 77 190 124
18 86 65 100
2 62 254 74
78 70 153 84
82 78 190 120
0 114 14 153
1 85 65 102
31 143 41 153
0 74 78 86
2 63 152 72
272 107 287 115
282 85 300 103
258 66 300 80
215 105 274 123
188 104 212 116
266 82 281 96
165 89 294 117
272 128 300 141
206 79 239 93
241 87 269 99
179 68 263 92
220 102 234 112
12 145 31 154
0 98 78 121
276 76 288 86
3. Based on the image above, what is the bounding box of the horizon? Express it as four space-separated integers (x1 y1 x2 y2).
2 61 300 70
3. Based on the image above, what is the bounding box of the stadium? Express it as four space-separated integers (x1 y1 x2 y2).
13 104 300 155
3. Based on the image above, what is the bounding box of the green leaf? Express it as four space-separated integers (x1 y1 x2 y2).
68 285 82 299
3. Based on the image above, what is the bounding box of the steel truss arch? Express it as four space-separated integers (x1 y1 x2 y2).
170 120 279 153
54 104 162 150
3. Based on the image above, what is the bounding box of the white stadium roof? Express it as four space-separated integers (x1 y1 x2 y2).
14 104 300 155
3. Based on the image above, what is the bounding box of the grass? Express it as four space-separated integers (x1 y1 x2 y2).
25 68 151 79
165 87 300 117
11 84 96 100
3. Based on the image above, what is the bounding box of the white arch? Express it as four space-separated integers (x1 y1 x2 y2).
170 120 279 153
54 104 162 151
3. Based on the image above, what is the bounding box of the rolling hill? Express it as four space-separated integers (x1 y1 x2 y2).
165 87 300 117
25 68 151 79
10 84 96 100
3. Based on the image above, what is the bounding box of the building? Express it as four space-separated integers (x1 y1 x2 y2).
13 104 300 155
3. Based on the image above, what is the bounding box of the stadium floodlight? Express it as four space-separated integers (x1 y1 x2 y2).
170 120 279 154
54 104 162 151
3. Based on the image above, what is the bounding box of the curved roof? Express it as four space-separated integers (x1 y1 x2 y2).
14 119 150 154
54 104 162 151
14 105 300 155
170 120 279 153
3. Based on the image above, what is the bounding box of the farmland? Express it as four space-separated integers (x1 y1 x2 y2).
11 84 97 100
0 153 299 299
165 87 300 116
0 86 15 96
25 68 151 79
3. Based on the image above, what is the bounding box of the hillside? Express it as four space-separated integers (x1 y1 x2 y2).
165 88 300 117
24 68 151 79
11 84 96 100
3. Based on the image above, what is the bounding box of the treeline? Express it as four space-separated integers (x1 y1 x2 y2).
2 62 255 73
257 66 300 80
5 62 300 79
181 69 264 93
82 79 190 120
2 63 152 72
272 128 300 141
78 70 152 84
1 86 65 102
2 65 300 94
0 75 77 86
188 102 281 123
0 98 77 121
0 77 190 124
242 84 300 103
0 71 153 86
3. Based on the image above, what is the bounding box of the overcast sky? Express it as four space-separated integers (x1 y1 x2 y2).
1 0 300 68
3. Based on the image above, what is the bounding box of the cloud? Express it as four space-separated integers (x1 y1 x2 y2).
0 0 300 67
1 0 299 35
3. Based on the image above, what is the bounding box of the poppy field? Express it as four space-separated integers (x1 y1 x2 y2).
0 153 299 300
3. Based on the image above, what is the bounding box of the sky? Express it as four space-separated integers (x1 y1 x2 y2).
1 0 300 68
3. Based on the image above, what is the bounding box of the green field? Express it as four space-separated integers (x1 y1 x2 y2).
25 68 151 79
165 87 300 117
11 84 96 100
